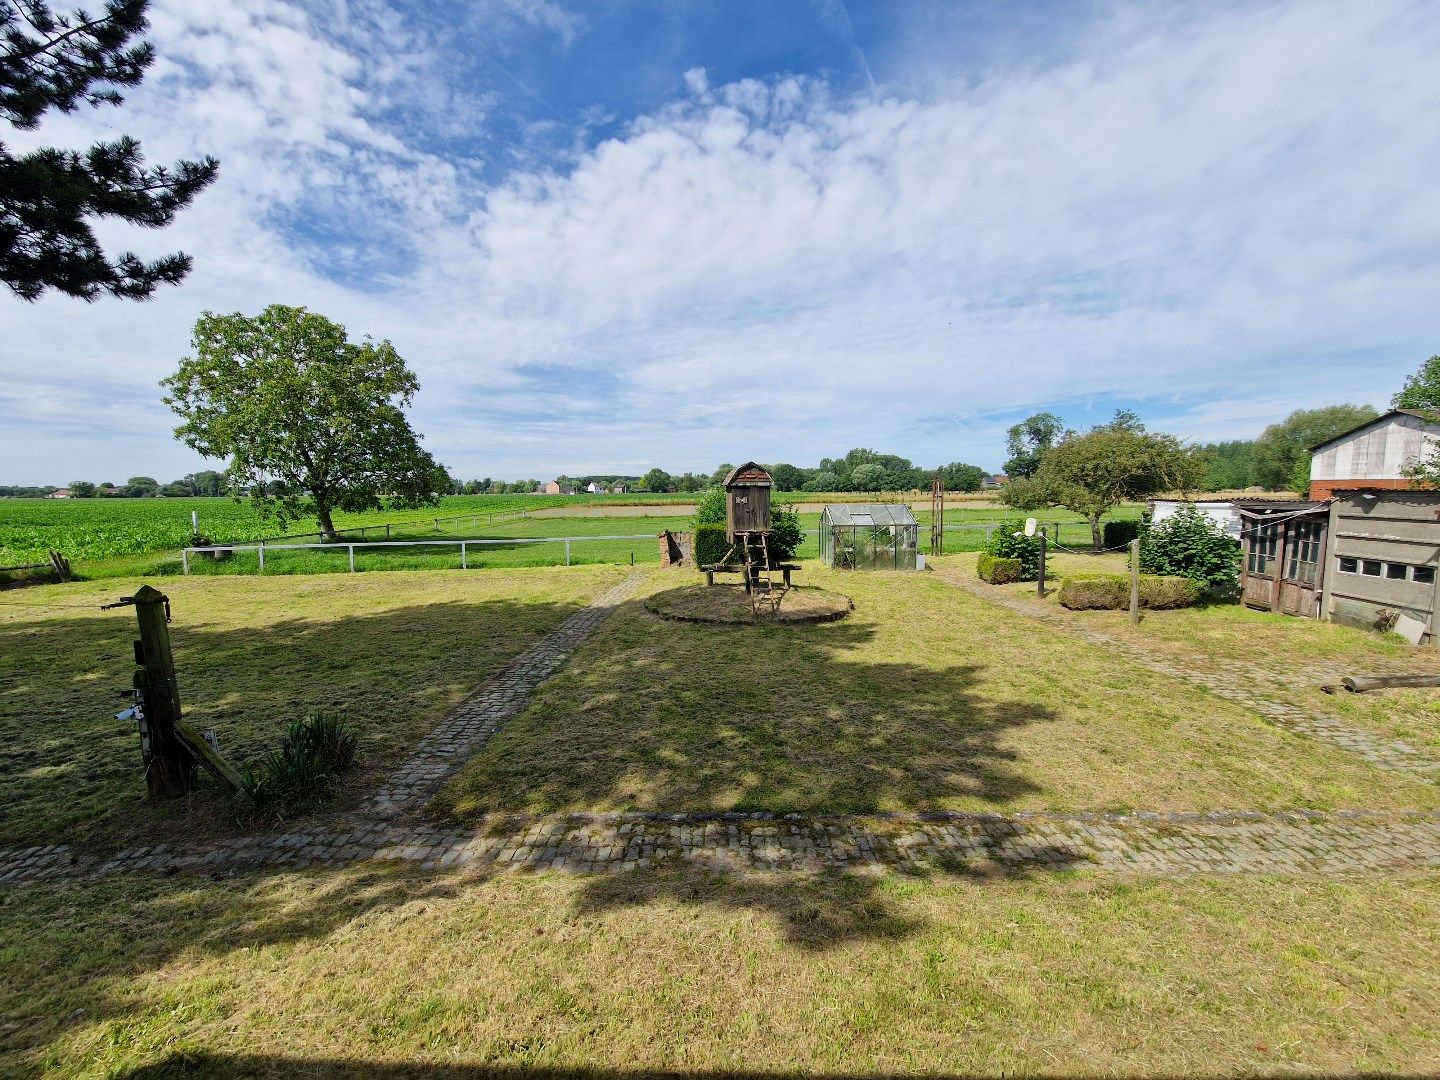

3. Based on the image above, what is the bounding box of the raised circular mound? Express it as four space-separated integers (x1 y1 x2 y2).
646 583 852 625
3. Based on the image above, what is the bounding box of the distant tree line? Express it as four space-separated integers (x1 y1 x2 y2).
49 471 228 498
634 452 987 494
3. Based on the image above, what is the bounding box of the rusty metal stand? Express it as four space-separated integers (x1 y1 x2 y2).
930 476 945 556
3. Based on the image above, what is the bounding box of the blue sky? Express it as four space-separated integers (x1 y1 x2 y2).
3 0 1439 484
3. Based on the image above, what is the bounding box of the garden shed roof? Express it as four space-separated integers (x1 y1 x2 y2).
820 504 918 527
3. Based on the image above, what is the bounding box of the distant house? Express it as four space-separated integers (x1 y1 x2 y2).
611 483 627 494
981 474 1007 490
540 480 572 495
585 482 606 494
1309 409 1440 500
47 488 70 499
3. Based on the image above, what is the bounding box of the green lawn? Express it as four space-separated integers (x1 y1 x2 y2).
2 866 1437 1077
0 566 629 850
955 549 1440 754
431 566 1440 822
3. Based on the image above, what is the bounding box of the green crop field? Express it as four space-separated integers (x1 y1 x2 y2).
0 494 1141 576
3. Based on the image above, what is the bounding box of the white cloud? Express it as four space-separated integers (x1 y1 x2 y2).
3 0 1440 483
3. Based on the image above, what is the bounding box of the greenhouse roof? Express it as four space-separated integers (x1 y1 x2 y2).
820 504 918 527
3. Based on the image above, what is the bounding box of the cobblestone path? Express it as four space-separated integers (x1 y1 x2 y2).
361 572 649 817
935 567 1440 780
4 810 1439 887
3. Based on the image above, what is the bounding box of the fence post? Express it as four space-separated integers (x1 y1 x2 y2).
1037 529 1048 598
565 539 571 566
461 541 467 570
348 545 355 573
181 548 190 575
131 585 194 799
258 542 265 573
1129 538 1141 624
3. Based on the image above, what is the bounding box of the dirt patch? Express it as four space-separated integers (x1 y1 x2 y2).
645 583 852 624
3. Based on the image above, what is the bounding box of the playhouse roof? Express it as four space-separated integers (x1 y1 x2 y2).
723 462 772 487
820 504 918 527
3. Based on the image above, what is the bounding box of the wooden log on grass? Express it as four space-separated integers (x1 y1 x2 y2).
1341 674 1440 693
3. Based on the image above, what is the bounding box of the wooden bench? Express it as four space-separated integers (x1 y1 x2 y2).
702 563 802 589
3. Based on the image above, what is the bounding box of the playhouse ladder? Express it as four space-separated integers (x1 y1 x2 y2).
739 532 779 619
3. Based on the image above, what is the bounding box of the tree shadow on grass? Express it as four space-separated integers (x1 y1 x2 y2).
0 594 597 850
432 596 1056 825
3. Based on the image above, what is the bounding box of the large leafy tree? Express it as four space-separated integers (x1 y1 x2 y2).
937 461 985 492
162 305 447 540
1003 412 1065 478
640 467 673 493
1251 404 1379 491
1 0 217 300
1393 354 1440 411
1004 413 1205 550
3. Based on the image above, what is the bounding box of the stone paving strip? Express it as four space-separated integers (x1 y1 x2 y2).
3 811 1439 888
935 568 1440 779
359 571 649 817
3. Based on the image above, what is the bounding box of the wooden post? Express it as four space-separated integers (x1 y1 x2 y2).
258 542 265 573
132 585 194 798
1037 529 1048 599
182 547 190 575
348 545 356 572
461 541 467 570
1129 538 1141 624
565 539 571 566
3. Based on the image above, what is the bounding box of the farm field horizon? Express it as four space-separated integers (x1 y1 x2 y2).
0 492 1151 575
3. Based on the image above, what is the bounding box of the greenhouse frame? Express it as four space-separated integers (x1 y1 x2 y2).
818 504 921 570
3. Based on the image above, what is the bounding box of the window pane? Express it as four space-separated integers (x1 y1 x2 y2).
1338 557 1358 573
1362 560 1382 576
1385 563 1408 579
1415 566 1437 585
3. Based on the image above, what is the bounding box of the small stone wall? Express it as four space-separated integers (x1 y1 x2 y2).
658 530 693 567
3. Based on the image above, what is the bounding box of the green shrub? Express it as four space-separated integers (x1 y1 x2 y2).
694 523 733 567
240 711 358 808
1102 519 1141 549
1138 504 1240 594
1058 573 1199 610
982 518 1042 579
769 504 802 560
693 487 726 527
977 553 1023 584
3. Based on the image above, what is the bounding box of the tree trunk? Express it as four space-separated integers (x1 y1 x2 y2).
316 502 338 542
1089 514 1103 552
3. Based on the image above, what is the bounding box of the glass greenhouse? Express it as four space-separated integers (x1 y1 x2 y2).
818 504 920 570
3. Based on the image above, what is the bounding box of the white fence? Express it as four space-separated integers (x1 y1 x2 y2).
181 534 657 574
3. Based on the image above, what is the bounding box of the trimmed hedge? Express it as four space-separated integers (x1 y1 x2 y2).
1102 519 1142 550
976 553 1023 584
1058 573 1199 611
694 524 734 567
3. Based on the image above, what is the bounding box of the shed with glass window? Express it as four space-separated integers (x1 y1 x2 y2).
1237 490 1440 645
818 504 920 570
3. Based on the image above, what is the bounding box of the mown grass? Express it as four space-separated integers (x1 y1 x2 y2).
432 566 1440 821
960 549 1440 753
2 865 1437 1077
0 566 629 850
